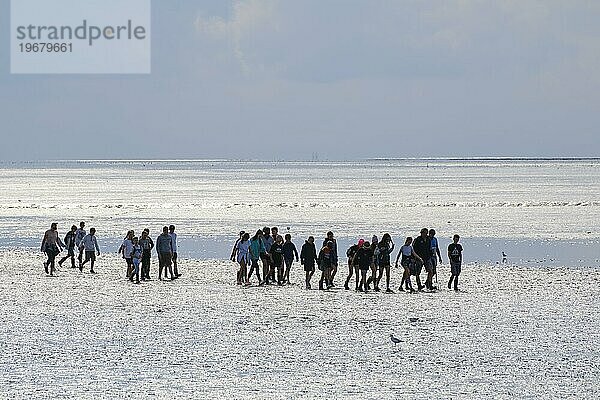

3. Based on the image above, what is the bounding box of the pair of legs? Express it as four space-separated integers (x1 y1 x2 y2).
402 262 423 291
448 262 461 290
125 258 133 279
319 267 331 289
260 255 271 284
330 263 338 285
172 252 180 277
44 247 58 275
376 264 392 291
237 259 248 285
344 261 353 290
283 258 293 284
58 249 75 268
141 251 151 280
305 265 315 288
399 265 415 292
132 259 141 283
158 253 174 280
276 263 284 285
80 251 96 273
424 258 436 289
358 267 369 291
366 263 378 290
77 247 84 266
248 258 261 282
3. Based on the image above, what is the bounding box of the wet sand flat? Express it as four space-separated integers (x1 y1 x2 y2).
1 250 599 399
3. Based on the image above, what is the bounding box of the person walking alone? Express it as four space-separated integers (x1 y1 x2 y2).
41 223 64 276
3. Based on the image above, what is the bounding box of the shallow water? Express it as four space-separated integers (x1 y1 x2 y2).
1 159 599 265
0 250 599 399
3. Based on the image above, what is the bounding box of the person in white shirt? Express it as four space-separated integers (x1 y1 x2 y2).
79 228 100 273
74 221 86 265
118 230 135 279
169 225 181 278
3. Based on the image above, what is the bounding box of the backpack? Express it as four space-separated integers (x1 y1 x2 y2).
64 232 73 248
346 245 358 258
377 247 386 264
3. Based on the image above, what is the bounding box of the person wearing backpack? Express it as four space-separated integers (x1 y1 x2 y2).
344 239 364 290
412 228 432 291
317 241 335 290
58 225 77 268
322 231 338 285
352 241 373 292
366 235 379 290
376 233 395 293
395 237 422 292
248 230 265 284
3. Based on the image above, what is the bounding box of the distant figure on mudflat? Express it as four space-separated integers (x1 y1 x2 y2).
412 228 432 291
429 229 443 287
448 234 463 291
169 225 181 278
300 236 317 289
395 236 422 292
282 233 299 284
344 239 364 290
156 226 175 281
139 229 154 281
118 230 134 279
41 222 64 276
247 230 265 284
79 228 100 273
58 225 78 269
74 221 86 266
322 231 338 285
376 233 395 293
234 232 250 285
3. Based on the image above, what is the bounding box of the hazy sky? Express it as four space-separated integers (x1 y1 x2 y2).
1 0 599 160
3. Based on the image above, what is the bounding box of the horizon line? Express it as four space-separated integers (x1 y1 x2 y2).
2 156 600 163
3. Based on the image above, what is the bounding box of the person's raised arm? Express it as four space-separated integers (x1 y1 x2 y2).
230 239 239 261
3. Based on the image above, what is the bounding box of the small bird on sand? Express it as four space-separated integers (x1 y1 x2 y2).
390 334 402 345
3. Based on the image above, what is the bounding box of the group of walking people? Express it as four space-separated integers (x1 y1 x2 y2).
117 225 181 284
41 221 100 275
40 222 182 283
231 227 464 292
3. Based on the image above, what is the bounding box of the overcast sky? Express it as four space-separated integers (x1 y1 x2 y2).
1 0 599 160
